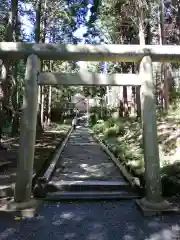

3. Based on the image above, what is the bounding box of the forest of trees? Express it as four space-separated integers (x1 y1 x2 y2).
0 0 180 142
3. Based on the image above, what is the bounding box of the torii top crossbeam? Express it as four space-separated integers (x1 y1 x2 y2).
0 42 180 62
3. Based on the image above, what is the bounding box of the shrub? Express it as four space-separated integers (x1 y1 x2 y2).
104 127 117 138
116 124 126 135
92 122 106 134
106 118 116 127
63 119 72 124
88 113 97 126
89 105 118 124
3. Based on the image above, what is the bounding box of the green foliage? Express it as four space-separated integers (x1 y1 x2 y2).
169 87 180 106
88 105 117 126
103 119 125 138
104 126 117 138
91 117 144 174
63 119 73 125
92 120 106 134
83 86 106 98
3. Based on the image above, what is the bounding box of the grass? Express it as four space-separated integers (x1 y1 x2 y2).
90 105 180 195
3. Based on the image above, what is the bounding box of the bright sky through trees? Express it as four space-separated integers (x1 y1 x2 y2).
21 2 92 41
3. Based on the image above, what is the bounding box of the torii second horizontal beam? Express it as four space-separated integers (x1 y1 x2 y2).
38 72 141 86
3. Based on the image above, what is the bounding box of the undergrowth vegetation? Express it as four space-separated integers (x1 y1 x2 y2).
89 104 180 195
90 115 144 175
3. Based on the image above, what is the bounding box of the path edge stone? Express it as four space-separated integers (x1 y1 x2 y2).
33 126 74 198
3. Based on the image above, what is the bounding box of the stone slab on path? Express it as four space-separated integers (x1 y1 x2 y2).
52 126 126 182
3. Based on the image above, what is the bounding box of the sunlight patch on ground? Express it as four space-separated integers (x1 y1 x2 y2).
0 228 16 239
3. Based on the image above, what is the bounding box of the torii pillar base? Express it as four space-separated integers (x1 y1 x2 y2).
135 198 180 216
0 198 41 219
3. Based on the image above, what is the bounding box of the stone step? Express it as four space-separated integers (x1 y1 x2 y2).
45 190 140 201
67 143 98 146
46 180 131 192
0 185 14 198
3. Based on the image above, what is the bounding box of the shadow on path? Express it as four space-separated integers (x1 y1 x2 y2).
0 201 180 239
52 126 124 182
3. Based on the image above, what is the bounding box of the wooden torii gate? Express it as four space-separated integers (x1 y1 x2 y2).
0 43 178 214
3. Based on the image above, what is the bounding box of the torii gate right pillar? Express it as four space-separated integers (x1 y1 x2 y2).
136 56 173 215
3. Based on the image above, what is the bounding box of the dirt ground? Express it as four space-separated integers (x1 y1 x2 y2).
0 124 70 195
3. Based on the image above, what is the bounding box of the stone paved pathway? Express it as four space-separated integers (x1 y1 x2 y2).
0 201 180 239
52 126 125 182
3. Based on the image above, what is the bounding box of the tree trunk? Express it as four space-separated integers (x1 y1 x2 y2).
145 0 152 45
47 60 53 125
40 0 48 126
11 63 19 136
106 86 110 105
138 9 146 45
123 86 129 116
0 0 18 143
136 8 146 118
35 0 43 133
40 86 45 125
11 0 21 136
136 86 141 118
47 85 52 125
159 0 169 111
131 63 136 116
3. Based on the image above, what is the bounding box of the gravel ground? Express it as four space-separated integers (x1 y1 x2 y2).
0 200 180 239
